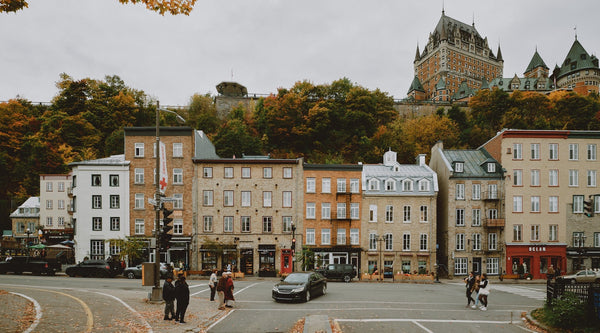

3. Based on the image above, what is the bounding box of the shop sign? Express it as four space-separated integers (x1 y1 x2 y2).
529 246 546 252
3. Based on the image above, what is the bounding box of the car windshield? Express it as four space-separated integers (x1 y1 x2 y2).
284 274 309 283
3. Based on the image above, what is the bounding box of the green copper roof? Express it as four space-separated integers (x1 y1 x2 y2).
557 39 599 78
435 77 446 90
408 76 425 94
525 50 548 73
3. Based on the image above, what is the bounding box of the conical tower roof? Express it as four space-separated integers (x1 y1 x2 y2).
407 76 425 94
557 38 598 78
525 50 549 73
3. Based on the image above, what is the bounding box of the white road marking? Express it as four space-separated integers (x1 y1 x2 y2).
10 292 42 333
337 318 512 324
206 309 235 331
234 282 263 296
191 288 210 296
94 291 153 333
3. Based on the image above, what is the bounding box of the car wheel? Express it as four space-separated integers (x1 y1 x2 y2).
343 275 351 283
127 272 135 279
304 290 311 303
322 285 327 295
66 270 76 277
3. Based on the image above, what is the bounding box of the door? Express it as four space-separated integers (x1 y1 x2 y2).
280 250 292 275
472 257 481 275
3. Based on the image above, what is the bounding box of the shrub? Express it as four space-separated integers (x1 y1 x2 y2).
544 292 587 329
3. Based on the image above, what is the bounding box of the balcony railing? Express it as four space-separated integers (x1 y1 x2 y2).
482 191 501 201
484 218 505 228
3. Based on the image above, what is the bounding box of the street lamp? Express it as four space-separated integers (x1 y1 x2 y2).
291 221 297 272
26 228 31 252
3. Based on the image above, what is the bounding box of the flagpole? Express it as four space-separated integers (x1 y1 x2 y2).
151 101 162 302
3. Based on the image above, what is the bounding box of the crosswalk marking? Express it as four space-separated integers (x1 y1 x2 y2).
450 282 546 301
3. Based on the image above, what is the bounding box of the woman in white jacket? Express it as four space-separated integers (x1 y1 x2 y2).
478 273 490 311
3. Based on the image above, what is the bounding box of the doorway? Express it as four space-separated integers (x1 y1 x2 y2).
472 257 481 275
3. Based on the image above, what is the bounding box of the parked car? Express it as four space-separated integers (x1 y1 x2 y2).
65 260 122 278
315 264 357 282
557 269 600 283
0 256 61 276
123 263 170 279
272 272 327 302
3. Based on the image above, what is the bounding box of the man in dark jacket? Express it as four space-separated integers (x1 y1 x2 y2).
174 274 190 323
162 275 176 320
464 271 476 307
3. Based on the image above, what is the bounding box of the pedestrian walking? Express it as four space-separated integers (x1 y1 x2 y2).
547 264 555 282
162 275 176 320
216 271 228 310
174 274 190 323
208 269 218 301
478 273 490 311
470 275 481 309
464 271 476 307
224 272 235 308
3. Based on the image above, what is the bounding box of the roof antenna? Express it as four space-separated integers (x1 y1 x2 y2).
472 12 475 26
442 0 444 15
574 25 577 40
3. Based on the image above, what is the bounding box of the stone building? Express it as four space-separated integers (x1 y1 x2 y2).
9 197 40 248
39 174 73 245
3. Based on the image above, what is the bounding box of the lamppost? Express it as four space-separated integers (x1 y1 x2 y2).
376 235 384 282
150 102 186 302
291 221 297 272
26 228 31 253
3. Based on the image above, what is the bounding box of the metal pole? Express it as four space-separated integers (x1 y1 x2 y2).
150 101 162 302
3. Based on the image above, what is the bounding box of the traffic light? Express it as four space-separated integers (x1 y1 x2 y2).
291 238 296 251
584 197 594 217
160 205 174 251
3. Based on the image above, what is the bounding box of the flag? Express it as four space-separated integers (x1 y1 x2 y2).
159 141 168 194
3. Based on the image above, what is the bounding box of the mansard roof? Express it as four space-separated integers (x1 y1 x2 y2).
440 149 503 178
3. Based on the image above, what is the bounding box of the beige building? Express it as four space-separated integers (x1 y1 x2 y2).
430 142 505 278
361 150 438 277
193 155 303 276
39 174 73 244
482 129 600 277
9 197 41 248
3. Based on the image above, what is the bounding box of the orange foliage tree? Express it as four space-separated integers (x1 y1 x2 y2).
1 0 197 15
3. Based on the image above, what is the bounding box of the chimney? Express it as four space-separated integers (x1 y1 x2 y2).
417 154 427 166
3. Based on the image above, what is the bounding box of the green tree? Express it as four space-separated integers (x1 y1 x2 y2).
107 237 148 265
187 93 219 134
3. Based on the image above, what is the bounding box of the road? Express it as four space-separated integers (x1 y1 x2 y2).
0 274 546 332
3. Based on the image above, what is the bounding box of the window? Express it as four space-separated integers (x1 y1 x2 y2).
134 143 144 157
487 163 496 173
134 168 144 184
224 216 233 232
282 191 292 208
549 196 559 212
173 168 183 184
418 179 430 192
337 178 346 193
384 233 393 251
403 206 411 223
90 240 105 260
306 178 316 193
135 219 144 234
241 216 251 233
58 182 65 192
385 205 394 223
337 203 346 219
223 190 233 207
321 203 331 219
350 179 360 193
454 162 464 172
283 167 292 179
306 203 316 219
456 233 465 250
110 217 120 231
368 179 380 191
134 194 144 209
473 233 481 250
569 143 579 160
385 179 396 191
306 229 315 245
596 195 600 213
110 195 120 209
456 209 465 226
415 233 427 252
595 232 600 247
46 182 53 192
321 229 330 245
350 229 359 245
173 219 183 235
573 232 585 247
46 217 53 226
282 216 292 233
487 184 497 199
513 143 522 159
531 196 540 212
262 191 271 207
472 184 481 200
241 167 251 178
369 205 377 222
531 143 540 159
173 193 183 209
369 233 377 250
513 224 522 241
455 257 467 275
588 144 597 160
531 170 540 186
172 143 183 157
92 217 102 231
472 209 481 226
488 233 497 250
456 183 465 200
573 195 584 213
263 167 272 179
92 195 102 209
46 200 53 210
224 167 233 178
203 216 213 232
402 179 413 192
549 143 558 160
420 206 428 222
549 170 558 186
487 258 499 275
588 170 597 187
92 174 101 186
549 225 558 241
321 178 331 193
569 169 579 187
530 225 540 241
513 196 523 213
203 190 213 206
203 167 213 178
403 233 411 251
350 203 359 219
337 229 346 245
58 200 65 210
241 191 251 207
513 170 522 186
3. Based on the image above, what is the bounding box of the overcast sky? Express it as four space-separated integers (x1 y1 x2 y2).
1 0 599 106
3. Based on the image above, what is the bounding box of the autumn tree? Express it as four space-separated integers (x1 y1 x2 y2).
1 0 197 15
212 104 262 158
400 114 460 157
187 93 219 134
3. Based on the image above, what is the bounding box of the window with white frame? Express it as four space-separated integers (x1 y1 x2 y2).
321 203 331 219
513 196 523 213
531 169 540 186
488 184 498 199
531 143 540 159
337 178 346 193
456 233 465 250
569 169 579 186
531 225 540 241
549 196 559 212
403 233 411 251
588 144 597 160
487 258 499 275
419 179 430 192
350 229 359 245
283 167 292 179
337 203 346 219
92 217 102 231
224 216 233 233
92 174 101 186
569 143 579 160
173 168 183 184
110 243 121 258
549 143 558 160
337 228 346 245
173 193 183 209
488 233 498 250
513 224 522 241
369 233 377 250
282 191 292 208
90 240 104 260
531 196 540 213
573 232 585 247
513 143 522 159
110 195 119 209
306 203 316 219
263 167 272 179
595 195 600 213
321 178 331 193
173 143 183 157
58 216 65 226
203 190 213 206
242 167 251 178
134 168 144 184
368 179 379 191
110 217 120 231
420 233 428 251
456 183 465 200
262 191 272 207
46 217 52 226
134 143 144 157
385 205 393 223
513 170 522 186
46 200 53 210
456 208 465 226
472 184 481 200
369 205 377 222
549 225 558 241
306 229 315 245
402 179 413 192
350 203 359 219
473 233 481 250
203 167 212 178
203 216 213 232
350 179 360 193
455 257 467 275
488 209 498 219
385 179 395 191
420 206 428 222
321 229 331 245
403 205 411 223
241 216 251 232
384 233 393 250
549 170 558 186
46 182 53 192
282 216 292 233
588 170 597 187
92 195 102 209
58 182 65 191
135 219 144 234
472 209 481 226
224 190 234 207
224 167 233 178
573 195 584 213
306 178 316 193
173 219 183 235
594 232 600 247
487 163 496 173
454 162 464 172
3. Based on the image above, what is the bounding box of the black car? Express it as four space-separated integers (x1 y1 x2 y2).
272 272 327 302
315 264 357 282
65 260 122 278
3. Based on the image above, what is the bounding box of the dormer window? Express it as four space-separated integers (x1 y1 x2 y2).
418 179 430 191
368 179 380 191
385 179 396 191
454 162 464 173
487 163 496 173
402 179 414 192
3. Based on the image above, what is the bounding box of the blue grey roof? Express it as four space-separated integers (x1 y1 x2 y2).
10 197 40 218
69 154 129 167
440 149 503 178
488 77 553 92
194 130 220 159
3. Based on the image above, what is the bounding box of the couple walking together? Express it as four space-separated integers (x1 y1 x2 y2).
209 270 235 310
464 271 490 311
162 273 190 323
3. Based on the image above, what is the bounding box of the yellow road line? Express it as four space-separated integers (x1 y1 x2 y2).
30 287 94 332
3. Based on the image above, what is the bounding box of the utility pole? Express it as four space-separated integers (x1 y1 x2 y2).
150 101 162 302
